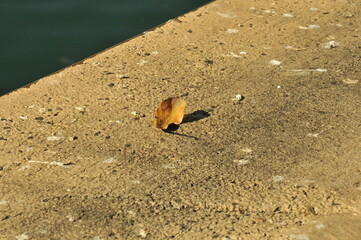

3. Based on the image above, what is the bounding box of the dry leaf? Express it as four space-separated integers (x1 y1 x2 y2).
153 98 186 129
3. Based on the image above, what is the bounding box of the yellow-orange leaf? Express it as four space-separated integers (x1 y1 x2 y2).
153 98 186 129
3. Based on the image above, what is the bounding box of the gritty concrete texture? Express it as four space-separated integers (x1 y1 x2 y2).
1 0 361 239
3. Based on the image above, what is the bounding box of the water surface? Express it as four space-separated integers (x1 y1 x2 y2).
0 0 211 95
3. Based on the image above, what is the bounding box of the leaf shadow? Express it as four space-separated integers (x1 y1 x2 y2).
182 110 211 124
162 110 210 140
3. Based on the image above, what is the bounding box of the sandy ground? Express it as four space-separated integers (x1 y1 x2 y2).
1 0 361 239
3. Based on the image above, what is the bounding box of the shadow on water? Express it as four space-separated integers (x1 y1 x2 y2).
162 110 210 140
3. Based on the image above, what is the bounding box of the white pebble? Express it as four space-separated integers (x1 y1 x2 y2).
66 215 75 222
223 52 246 58
103 157 116 163
299 25 320 30
273 175 285 182
270 60 282 66
263 10 275 14
233 159 250 165
226 28 239 34
75 106 85 112
28 161 67 167
216 12 236 18
315 224 326 229
302 179 316 184
18 165 30 171
323 40 339 49
137 60 148 66
308 24 320 29
342 79 359 84
307 133 319 137
234 94 243 101
315 68 327 72
139 229 147 238
290 234 309 240
47 136 63 141
283 13 294 17
16 234 29 240
19 115 28 120
310 7 318 11
291 69 327 73
26 147 33 152
241 148 253 153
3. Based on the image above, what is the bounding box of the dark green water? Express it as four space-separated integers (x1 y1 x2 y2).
0 0 211 95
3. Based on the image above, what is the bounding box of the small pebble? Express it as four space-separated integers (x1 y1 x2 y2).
103 157 116 163
241 148 252 153
315 224 326 229
16 234 29 240
139 229 147 238
233 159 250 165
273 175 285 182
290 234 309 240
226 29 239 34
342 79 359 84
299 25 320 30
323 41 339 49
137 60 148 66
307 24 320 29
75 106 86 112
234 94 244 101
270 60 282 66
47 136 63 141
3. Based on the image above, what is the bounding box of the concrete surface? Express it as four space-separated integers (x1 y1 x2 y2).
0 0 360 239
